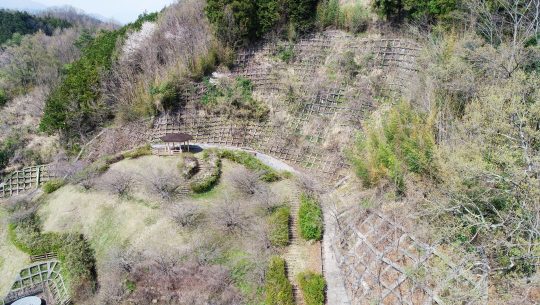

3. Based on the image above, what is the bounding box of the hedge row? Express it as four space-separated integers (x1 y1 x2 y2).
297 272 326 305
190 155 222 193
218 149 281 182
269 206 290 247
298 193 323 241
264 256 294 305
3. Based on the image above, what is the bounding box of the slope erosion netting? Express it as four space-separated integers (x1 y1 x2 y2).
331 207 488 304
84 30 420 182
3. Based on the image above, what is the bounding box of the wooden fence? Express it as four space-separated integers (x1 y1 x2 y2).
0 165 55 198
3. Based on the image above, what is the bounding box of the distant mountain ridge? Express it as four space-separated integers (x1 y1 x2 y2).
0 0 47 13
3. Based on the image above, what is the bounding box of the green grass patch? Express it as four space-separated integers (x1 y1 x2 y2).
190 157 222 193
264 256 294 305
42 179 65 194
297 272 326 305
269 206 290 247
298 194 323 241
218 149 281 182
122 144 151 159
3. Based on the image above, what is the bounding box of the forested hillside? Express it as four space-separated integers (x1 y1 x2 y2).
0 0 538 304
0 8 112 175
0 9 71 44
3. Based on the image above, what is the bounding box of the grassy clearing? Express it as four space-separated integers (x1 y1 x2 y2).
6 153 303 303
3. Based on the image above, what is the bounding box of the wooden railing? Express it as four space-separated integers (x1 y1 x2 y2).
30 252 58 263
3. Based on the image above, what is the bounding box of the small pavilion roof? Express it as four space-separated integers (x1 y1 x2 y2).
160 133 193 143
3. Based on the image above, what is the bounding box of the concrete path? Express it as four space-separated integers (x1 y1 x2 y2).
322 192 352 305
194 143 299 173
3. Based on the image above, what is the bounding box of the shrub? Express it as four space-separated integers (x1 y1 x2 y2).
42 179 65 194
297 272 326 305
218 149 280 182
351 101 436 193
298 193 323 241
316 0 343 29
269 206 290 247
0 89 7 107
372 0 458 24
190 157 222 193
200 77 269 121
264 256 294 305
342 4 369 33
122 144 151 159
0 133 25 172
180 154 199 179
276 44 295 63
287 0 319 34
316 0 368 33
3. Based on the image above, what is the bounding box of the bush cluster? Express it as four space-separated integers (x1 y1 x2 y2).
264 256 294 305
205 0 318 47
218 149 281 182
0 133 25 173
352 101 436 193
298 193 323 241
269 206 290 247
201 77 269 121
316 0 368 33
297 272 326 305
372 0 458 25
8 212 96 300
42 179 66 194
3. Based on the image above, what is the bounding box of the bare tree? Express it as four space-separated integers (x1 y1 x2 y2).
297 174 323 195
146 169 180 201
469 0 540 76
170 203 203 228
104 170 134 197
254 185 280 213
212 198 251 233
228 167 263 195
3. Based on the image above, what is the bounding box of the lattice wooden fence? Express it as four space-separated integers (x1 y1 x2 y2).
3 259 70 305
0 165 55 198
331 208 489 305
